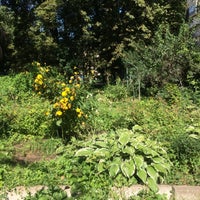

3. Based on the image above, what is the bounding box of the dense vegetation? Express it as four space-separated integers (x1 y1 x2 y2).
0 0 200 199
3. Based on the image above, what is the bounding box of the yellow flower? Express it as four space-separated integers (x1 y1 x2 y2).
45 111 50 116
38 80 43 85
70 96 74 101
37 74 43 79
60 98 68 104
53 102 60 108
36 62 41 67
61 91 67 97
70 76 74 80
78 113 82 118
75 84 80 88
65 87 70 92
61 104 68 110
76 108 81 113
68 103 72 109
61 82 66 87
55 110 62 116
69 80 73 84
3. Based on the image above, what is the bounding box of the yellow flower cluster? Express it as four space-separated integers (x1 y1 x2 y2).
76 107 84 118
34 74 43 85
33 62 50 93
53 83 78 117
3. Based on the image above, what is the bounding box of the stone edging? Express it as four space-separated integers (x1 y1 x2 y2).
1 185 200 200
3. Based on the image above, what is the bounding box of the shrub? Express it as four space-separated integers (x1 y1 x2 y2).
31 62 86 139
103 78 130 101
0 72 54 137
0 93 53 137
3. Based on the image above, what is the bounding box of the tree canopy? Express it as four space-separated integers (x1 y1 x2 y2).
1 0 196 88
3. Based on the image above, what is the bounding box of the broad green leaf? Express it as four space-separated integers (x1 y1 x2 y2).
109 163 120 177
75 147 93 157
97 161 105 173
144 147 158 156
147 177 158 192
132 125 143 132
122 146 134 155
118 131 131 146
152 163 167 174
94 141 108 148
152 157 165 164
121 160 135 178
137 168 147 184
147 166 158 181
134 155 144 169
93 148 109 157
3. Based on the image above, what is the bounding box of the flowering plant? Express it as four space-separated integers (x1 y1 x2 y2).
32 62 85 138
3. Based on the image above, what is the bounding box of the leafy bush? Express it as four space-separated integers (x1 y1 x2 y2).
103 78 130 101
80 92 134 133
0 73 53 137
123 23 200 96
75 128 171 192
31 62 86 139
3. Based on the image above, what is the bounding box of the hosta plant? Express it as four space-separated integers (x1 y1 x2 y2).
75 127 171 192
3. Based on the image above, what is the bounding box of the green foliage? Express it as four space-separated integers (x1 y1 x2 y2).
123 23 200 95
104 79 130 101
0 73 54 137
80 92 134 133
129 189 167 200
25 186 69 200
75 128 171 192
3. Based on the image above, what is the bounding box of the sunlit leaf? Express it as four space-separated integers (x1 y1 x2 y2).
75 147 93 157
137 168 147 184
93 148 109 157
147 177 158 192
109 163 120 177
147 166 158 181
121 160 135 178
118 130 131 146
134 155 144 169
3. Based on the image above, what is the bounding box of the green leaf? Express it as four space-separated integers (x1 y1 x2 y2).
75 147 93 157
121 160 135 178
132 125 143 132
152 163 167 174
137 168 147 184
56 119 62 126
152 157 165 164
134 155 144 169
109 163 120 177
118 130 131 146
93 148 109 157
147 177 158 192
122 146 134 155
94 141 108 148
147 166 158 181
97 160 105 173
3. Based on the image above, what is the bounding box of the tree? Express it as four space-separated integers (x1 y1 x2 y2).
0 5 15 73
123 23 200 95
